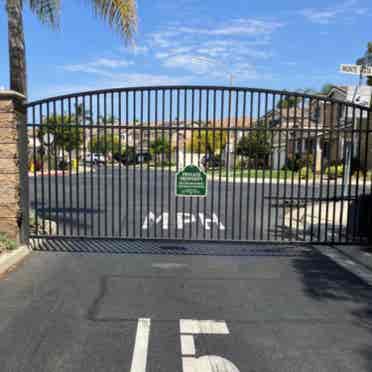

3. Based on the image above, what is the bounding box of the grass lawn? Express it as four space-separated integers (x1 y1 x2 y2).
208 168 298 179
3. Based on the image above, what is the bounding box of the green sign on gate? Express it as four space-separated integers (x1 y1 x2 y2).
176 165 207 197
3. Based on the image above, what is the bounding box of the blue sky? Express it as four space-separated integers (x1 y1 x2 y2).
0 0 371 100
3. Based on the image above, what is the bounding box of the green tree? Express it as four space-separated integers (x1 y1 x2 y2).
276 95 299 109
357 42 372 86
185 130 227 155
5 0 137 96
321 84 333 95
38 115 83 154
150 136 170 161
236 127 272 165
89 134 124 156
75 103 92 124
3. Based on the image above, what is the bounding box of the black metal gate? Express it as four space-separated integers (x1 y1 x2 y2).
27 86 372 243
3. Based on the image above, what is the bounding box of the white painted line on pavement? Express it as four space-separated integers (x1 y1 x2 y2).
181 335 196 356
130 318 151 372
182 356 240 372
182 357 197 372
180 320 229 335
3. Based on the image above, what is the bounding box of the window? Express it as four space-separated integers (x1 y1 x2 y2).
322 141 330 159
311 106 320 122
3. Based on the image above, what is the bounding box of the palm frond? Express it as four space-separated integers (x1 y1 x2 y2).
90 0 137 41
28 0 61 27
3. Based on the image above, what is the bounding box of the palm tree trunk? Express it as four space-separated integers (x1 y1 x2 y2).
7 0 27 96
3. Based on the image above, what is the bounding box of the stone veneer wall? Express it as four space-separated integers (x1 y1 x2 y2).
0 91 29 243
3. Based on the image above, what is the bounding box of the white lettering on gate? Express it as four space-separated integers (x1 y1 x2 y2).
142 212 169 230
142 212 225 231
198 213 225 231
177 213 196 229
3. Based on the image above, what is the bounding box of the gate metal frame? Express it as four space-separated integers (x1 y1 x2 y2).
26 86 372 244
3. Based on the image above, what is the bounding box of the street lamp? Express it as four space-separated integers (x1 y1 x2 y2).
190 56 234 86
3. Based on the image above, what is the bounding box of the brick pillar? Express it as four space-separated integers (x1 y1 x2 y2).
0 91 29 244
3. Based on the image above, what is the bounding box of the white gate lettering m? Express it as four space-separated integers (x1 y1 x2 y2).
142 212 169 230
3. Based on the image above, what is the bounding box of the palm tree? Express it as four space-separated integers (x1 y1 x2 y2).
5 0 137 97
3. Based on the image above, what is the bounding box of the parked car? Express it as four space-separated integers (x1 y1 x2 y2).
114 150 138 165
136 152 152 163
84 153 105 165
201 154 223 169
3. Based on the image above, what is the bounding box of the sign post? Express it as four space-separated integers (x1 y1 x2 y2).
340 59 372 213
176 165 207 197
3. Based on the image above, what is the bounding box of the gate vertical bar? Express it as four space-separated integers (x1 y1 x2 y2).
139 90 144 239
231 90 239 240
118 92 123 237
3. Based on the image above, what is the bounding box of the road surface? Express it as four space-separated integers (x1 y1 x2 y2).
0 241 372 371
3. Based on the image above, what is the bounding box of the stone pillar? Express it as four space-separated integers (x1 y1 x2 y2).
0 91 29 244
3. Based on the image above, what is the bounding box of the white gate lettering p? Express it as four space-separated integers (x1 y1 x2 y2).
177 213 196 230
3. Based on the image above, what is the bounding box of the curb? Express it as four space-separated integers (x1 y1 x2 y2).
0 245 31 276
328 245 372 273
316 245 372 287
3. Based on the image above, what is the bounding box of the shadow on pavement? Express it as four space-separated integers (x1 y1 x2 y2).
293 252 372 371
30 238 315 257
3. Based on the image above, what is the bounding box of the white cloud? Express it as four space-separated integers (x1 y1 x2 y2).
176 19 284 36
148 31 176 48
112 72 192 86
299 0 368 24
63 58 133 75
130 45 149 55
33 73 193 99
162 55 212 75
94 58 133 68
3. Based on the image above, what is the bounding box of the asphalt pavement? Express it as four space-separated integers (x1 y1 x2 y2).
29 167 368 242
0 241 372 372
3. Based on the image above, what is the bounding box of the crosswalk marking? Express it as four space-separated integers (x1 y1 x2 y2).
130 318 151 372
181 335 196 356
180 319 229 335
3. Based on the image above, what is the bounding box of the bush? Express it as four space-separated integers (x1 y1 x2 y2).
284 153 314 172
299 166 313 180
352 170 372 180
58 160 69 170
0 233 16 253
325 165 344 179
235 158 250 170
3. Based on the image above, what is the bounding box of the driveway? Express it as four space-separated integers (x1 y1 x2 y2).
0 241 371 371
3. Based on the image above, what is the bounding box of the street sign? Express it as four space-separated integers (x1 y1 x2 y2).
176 165 207 197
340 64 372 76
